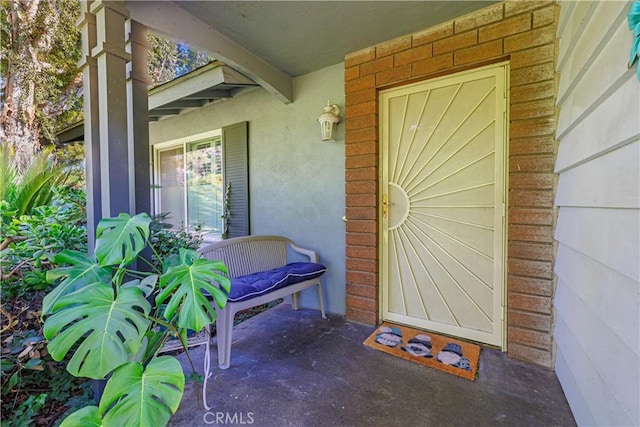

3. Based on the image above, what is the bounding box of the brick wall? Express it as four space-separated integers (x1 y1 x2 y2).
344 0 558 367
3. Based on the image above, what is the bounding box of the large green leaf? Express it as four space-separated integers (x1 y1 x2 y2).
42 250 112 316
95 213 151 267
99 357 184 427
43 282 151 379
157 248 230 332
60 406 103 427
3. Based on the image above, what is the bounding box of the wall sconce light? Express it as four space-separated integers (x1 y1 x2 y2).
318 101 341 141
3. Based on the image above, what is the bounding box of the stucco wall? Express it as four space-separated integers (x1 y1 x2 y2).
149 63 347 315
554 1 640 425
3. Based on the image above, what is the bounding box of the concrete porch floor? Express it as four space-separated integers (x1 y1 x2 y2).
170 303 576 426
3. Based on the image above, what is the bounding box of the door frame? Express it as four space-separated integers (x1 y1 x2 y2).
378 62 510 349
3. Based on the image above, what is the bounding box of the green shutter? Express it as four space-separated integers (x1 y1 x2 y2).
222 121 249 238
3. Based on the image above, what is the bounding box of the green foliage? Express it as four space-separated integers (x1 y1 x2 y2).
1 186 86 299
158 249 230 331
149 213 203 270
0 145 75 218
0 0 83 142
42 212 230 426
147 34 212 87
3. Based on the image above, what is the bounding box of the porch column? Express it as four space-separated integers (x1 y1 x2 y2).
77 2 101 251
80 1 150 251
126 19 151 214
91 0 131 218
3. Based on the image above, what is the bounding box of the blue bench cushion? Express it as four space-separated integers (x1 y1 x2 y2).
227 262 327 302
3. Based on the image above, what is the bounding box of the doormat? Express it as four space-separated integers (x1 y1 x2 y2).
363 322 481 381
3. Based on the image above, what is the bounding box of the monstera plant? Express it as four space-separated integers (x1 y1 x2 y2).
41 212 230 426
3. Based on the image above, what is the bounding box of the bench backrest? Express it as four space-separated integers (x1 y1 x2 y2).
199 235 291 278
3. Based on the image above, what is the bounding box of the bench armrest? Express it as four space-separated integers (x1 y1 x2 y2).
288 241 319 263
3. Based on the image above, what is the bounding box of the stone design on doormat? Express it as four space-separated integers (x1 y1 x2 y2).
401 335 433 358
363 322 481 381
374 326 403 348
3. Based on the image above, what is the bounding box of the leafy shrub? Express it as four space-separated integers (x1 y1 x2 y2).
148 213 203 270
1 187 86 298
1 185 89 427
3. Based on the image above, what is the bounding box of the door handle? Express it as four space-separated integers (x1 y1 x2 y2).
382 193 388 219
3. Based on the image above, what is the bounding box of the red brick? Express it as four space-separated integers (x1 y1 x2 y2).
509 136 556 156
511 62 555 86
347 232 377 247
508 342 552 367
345 74 375 94
346 194 376 208
479 13 531 43
347 87 376 105
533 5 557 28
509 189 554 207
433 30 478 55
346 101 376 119
510 98 556 120
509 258 553 279
345 143 376 158
508 292 552 314
508 241 554 261
345 65 360 81
346 154 377 169
504 25 555 53
413 21 454 45
455 3 504 33
412 54 453 77
508 309 552 331
346 167 376 182
346 307 377 325
510 80 555 102
345 47 375 67
508 275 553 297
347 282 377 299
509 225 554 243
509 173 554 189
346 295 376 311
376 65 411 87
346 207 376 221
345 180 377 194
510 117 556 138
377 35 412 58
509 155 555 173
361 56 394 76
346 270 377 286
508 326 551 350
509 208 554 225
454 39 503 66
347 257 377 273
345 114 377 131
394 44 433 66
347 245 378 259
346 220 377 234
505 1 552 18
511 44 555 69
346 127 377 145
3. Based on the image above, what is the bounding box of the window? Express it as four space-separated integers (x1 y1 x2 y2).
153 122 249 239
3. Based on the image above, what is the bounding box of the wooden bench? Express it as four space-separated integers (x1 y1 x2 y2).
200 235 327 370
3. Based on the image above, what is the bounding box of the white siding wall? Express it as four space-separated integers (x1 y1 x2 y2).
554 1 640 426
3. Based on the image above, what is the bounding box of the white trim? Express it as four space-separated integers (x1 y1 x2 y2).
152 128 222 150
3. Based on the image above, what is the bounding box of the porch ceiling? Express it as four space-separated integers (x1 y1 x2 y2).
125 1 497 102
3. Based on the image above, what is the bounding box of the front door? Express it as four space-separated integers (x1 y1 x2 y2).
380 63 508 347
